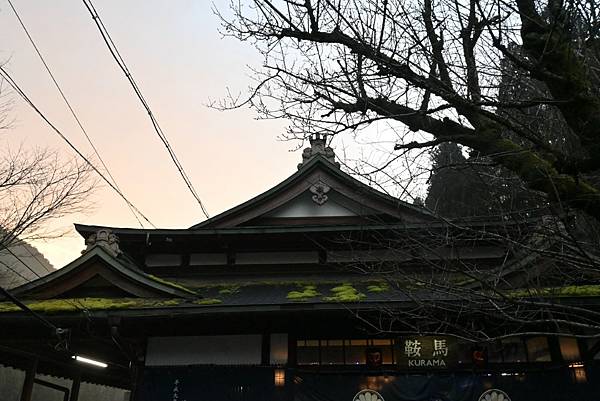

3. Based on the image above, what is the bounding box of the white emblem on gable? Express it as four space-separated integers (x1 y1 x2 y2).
478 389 511 401
310 181 331 205
353 389 384 401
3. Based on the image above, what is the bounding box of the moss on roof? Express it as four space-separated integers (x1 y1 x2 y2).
366 282 390 293
218 285 240 295
193 298 222 305
287 285 320 301
323 283 366 302
0 298 185 314
510 284 600 298
145 274 197 295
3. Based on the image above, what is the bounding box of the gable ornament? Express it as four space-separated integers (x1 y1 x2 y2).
310 181 331 205
83 229 122 257
297 134 341 169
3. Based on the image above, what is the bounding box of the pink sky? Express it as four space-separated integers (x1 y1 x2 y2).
0 0 299 268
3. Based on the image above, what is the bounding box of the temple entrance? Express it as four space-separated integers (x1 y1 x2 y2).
139 366 599 401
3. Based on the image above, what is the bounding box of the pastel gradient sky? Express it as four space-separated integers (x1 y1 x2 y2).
0 0 300 268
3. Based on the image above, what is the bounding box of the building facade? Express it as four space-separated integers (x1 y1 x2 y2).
1 137 599 401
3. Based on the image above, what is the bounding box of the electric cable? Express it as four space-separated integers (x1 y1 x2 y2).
22 243 54 274
0 259 32 284
81 0 210 219
6 0 145 228
2 244 46 282
0 66 157 228
1 243 89 318
0 286 60 333
0 64 148 351
0 245 65 335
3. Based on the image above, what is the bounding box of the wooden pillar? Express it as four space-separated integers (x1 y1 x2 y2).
548 336 563 362
262 333 271 366
288 333 297 366
20 359 38 401
128 364 137 401
129 363 145 401
69 374 81 401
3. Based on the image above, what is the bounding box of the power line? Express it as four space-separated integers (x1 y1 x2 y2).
1 243 89 316
0 259 32 284
2 244 44 281
22 243 54 274
7 0 145 229
0 66 138 332
0 245 68 336
0 244 52 282
81 0 211 219
0 66 157 228
0 286 59 333
0 232 38 281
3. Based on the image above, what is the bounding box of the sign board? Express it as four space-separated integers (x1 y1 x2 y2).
396 336 456 368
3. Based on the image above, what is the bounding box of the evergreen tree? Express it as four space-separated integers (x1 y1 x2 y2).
425 143 487 218
425 142 545 219
425 44 565 219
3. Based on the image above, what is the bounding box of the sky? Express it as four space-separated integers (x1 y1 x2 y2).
0 0 300 268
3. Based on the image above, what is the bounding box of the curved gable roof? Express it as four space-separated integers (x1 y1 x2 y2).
191 154 433 229
9 246 196 300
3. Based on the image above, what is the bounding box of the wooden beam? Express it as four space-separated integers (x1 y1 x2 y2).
34 378 70 401
69 374 81 401
20 358 38 401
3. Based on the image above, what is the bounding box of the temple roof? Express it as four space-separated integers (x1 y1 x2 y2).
8 233 196 300
190 137 434 229
5 139 588 317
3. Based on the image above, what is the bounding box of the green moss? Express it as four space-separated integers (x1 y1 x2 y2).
511 285 600 298
0 296 230 313
145 274 197 295
218 285 240 295
193 298 222 305
154 299 181 306
287 285 320 301
323 283 366 302
366 282 390 293
559 285 600 296
0 298 184 313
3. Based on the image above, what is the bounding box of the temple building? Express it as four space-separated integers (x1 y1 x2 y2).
0 136 599 401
